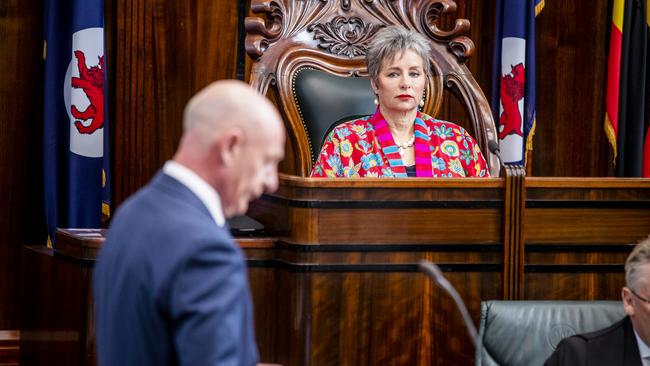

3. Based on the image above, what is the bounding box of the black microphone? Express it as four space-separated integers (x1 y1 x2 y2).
418 260 478 347
487 140 504 168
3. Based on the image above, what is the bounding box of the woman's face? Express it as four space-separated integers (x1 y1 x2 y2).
371 49 426 115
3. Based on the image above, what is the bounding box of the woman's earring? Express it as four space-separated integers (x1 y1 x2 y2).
374 97 379 106
419 98 425 107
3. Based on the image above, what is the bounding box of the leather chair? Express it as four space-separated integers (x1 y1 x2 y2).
475 300 626 366
245 0 500 176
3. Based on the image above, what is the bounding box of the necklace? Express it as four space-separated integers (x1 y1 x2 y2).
396 135 415 154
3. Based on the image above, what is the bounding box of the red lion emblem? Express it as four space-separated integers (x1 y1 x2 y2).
498 63 525 139
71 50 104 134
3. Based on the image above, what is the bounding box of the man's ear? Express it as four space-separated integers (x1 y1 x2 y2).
217 128 244 167
622 287 636 317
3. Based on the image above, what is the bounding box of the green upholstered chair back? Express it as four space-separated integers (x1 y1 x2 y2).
293 69 374 164
476 300 626 366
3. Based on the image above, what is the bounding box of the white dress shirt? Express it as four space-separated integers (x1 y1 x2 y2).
634 328 650 366
162 161 225 227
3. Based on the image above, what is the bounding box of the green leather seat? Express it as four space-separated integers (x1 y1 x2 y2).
475 300 626 366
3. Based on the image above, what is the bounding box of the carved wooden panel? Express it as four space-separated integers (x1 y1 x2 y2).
308 16 382 57
246 0 474 62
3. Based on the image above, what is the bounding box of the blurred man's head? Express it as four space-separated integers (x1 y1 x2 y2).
622 236 650 346
174 80 285 217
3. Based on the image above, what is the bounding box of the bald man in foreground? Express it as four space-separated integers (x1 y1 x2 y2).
94 80 285 366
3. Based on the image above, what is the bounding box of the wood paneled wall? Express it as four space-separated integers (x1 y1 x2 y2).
109 0 244 205
0 0 46 329
435 0 498 143
533 2 612 176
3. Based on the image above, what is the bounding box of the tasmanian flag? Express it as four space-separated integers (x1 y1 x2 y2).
605 0 650 177
492 0 544 164
43 0 110 244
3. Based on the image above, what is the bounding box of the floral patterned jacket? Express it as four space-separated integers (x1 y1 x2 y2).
310 109 489 178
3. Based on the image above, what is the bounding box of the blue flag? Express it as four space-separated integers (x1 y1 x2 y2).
491 0 543 164
43 0 110 244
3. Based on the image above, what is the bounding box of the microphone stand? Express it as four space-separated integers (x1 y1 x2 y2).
487 140 505 168
419 260 478 348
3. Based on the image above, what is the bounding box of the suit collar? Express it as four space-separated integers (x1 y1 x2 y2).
150 169 222 227
624 316 643 366
161 161 225 227
633 328 650 364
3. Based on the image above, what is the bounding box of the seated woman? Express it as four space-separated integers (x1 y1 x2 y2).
310 26 489 178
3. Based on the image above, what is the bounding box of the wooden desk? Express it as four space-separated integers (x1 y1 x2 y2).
524 178 650 300
247 176 505 365
19 231 277 366
245 175 650 365
19 176 650 366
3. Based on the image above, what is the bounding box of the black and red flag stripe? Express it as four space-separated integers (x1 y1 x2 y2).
605 0 650 177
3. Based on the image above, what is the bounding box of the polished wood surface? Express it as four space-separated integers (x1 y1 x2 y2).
110 0 244 206
0 330 19 366
244 252 500 366
20 245 95 366
0 0 46 331
523 177 650 301
502 165 526 300
251 174 504 245
246 0 500 177
525 178 650 244
533 1 612 176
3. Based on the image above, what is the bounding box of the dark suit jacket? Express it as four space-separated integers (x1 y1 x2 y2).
544 316 641 366
93 172 258 366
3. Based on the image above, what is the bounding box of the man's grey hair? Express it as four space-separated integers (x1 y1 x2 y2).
365 25 432 84
625 235 650 291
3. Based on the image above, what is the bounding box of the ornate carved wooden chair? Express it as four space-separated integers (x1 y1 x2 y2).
245 0 499 177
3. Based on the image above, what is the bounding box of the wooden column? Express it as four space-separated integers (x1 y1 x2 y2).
502 164 526 300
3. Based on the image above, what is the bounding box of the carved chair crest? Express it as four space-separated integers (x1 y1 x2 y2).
246 0 499 177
